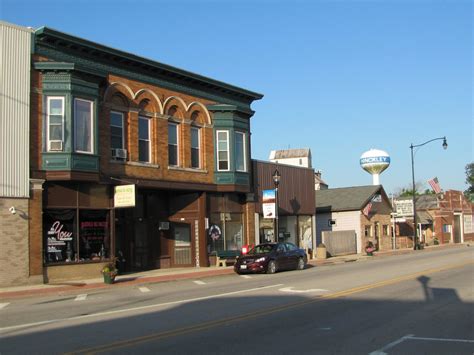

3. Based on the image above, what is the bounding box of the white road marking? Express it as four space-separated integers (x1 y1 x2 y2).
279 287 328 294
0 283 284 332
318 327 332 331
193 280 206 285
408 336 474 343
370 334 474 355
369 334 416 355
240 275 252 279
139 287 150 293
74 294 87 301
0 303 10 310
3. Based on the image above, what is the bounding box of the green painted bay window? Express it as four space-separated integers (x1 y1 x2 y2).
235 131 246 172
217 130 229 171
47 97 65 151
74 98 94 153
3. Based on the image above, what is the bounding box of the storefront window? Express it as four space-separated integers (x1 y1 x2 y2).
259 218 274 244
78 210 110 261
298 216 313 251
208 212 243 252
44 209 110 264
44 209 76 263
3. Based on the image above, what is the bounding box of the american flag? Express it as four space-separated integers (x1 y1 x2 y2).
428 177 442 194
362 202 372 217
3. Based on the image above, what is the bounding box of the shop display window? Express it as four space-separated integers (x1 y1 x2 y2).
44 209 110 264
78 210 110 261
44 209 76 263
208 212 243 253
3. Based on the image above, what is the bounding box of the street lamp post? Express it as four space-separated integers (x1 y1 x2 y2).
273 169 281 243
410 136 447 250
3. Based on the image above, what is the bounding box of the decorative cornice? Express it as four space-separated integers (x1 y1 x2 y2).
34 27 263 113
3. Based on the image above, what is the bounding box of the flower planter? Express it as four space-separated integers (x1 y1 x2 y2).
103 273 116 284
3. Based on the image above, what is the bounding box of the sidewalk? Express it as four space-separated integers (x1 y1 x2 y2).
0 244 462 299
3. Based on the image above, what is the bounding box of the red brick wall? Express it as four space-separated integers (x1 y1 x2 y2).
101 74 217 185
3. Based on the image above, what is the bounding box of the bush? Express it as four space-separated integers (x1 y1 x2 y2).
101 263 118 276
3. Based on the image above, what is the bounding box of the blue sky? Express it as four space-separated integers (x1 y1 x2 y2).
2 0 472 195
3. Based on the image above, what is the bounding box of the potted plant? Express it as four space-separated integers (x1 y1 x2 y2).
101 262 118 284
365 241 375 256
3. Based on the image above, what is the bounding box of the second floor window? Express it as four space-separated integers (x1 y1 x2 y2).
110 111 124 150
138 116 150 162
168 122 179 166
74 98 93 153
47 97 64 151
235 131 246 172
217 130 229 171
191 127 200 168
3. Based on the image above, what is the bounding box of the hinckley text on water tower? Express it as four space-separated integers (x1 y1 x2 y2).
360 149 390 185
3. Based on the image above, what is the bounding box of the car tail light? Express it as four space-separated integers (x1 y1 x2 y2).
241 244 254 255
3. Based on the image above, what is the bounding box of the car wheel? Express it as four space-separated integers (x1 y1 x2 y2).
266 260 277 274
297 257 305 270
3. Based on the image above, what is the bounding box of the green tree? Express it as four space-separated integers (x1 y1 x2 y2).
465 162 474 201
394 182 425 197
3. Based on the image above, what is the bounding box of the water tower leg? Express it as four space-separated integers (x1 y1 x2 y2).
372 174 380 185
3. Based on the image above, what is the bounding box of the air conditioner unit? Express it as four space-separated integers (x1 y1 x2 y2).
49 140 63 151
159 222 170 230
112 148 127 159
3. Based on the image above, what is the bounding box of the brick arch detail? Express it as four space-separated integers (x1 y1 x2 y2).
187 102 211 125
163 96 187 119
104 82 135 102
134 88 163 114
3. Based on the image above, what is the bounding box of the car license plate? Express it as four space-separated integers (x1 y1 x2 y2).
240 265 247 270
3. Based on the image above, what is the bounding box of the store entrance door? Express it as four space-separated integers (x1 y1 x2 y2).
453 215 462 243
171 223 193 266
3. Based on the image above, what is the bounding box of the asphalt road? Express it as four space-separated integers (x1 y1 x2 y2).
1 246 473 354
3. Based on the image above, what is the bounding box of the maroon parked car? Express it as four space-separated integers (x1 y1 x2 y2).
234 242 307 274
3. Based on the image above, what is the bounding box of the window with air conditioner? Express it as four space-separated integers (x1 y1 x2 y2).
47 97 64 152
110 111 126 160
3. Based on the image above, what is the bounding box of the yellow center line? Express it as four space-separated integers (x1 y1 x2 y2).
68 260 473 355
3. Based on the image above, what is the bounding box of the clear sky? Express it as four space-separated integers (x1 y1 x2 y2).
2 0 472 195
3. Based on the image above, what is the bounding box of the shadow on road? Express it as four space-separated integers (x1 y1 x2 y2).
1 275 473 355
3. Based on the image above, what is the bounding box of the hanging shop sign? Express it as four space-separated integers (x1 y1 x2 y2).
114 184 136 208
262 189 276 219
394 199 414 217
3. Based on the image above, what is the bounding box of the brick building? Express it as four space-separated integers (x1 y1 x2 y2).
1 23 262 285
395 191 474 247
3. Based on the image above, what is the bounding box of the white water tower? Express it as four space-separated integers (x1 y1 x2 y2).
360 149 390 185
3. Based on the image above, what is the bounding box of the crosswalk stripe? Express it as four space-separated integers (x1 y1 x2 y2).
193 280 206 285
139 287 151 293
74 294 87 301
0 303 10 309
240 275 252 279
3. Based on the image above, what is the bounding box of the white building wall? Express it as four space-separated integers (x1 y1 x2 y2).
0 22 32 198
316 211 363 253
270 157 311 168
